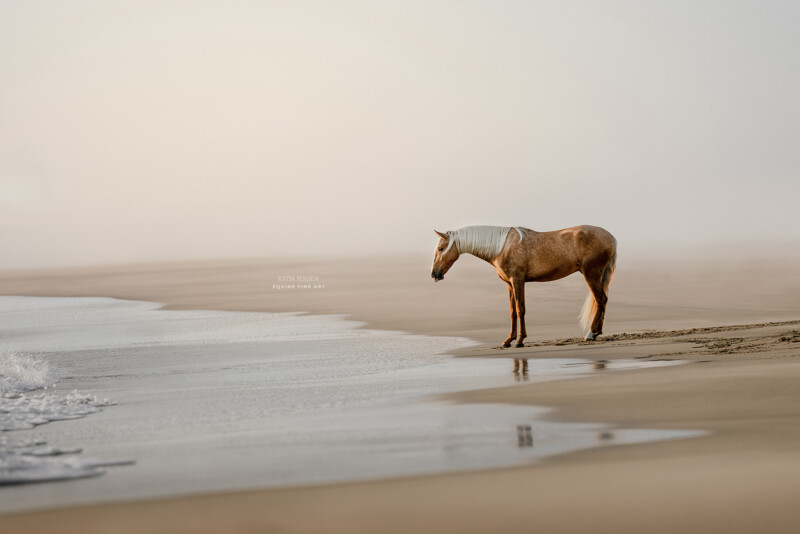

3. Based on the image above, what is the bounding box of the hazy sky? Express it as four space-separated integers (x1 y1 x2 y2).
2 1 798 269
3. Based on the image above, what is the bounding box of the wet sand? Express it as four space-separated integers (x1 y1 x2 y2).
1 252 800 533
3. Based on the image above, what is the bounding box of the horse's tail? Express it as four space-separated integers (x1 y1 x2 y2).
579 249 617 331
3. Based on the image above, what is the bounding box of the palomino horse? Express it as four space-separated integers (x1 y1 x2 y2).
431 225 617 346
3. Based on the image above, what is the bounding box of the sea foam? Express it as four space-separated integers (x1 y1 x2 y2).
1 352 122 484
0 352 56 395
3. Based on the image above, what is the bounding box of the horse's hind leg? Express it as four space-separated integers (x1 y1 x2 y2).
502 282 517 347
583 268 608 338
590 285 608 337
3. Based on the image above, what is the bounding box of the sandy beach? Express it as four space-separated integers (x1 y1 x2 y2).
5 1 800 531
1 251 800 533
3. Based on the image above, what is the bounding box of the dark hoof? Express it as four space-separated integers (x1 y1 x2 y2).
502 341 512 348
515 342 525 348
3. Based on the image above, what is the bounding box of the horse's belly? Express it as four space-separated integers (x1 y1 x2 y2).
529 265 578 282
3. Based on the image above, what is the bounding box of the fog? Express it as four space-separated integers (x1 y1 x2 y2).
2 1 798 269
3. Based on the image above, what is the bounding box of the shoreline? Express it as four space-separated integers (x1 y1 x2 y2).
0 295 702 513
1 256 800 532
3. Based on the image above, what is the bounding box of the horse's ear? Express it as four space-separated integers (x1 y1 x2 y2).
434 230 448 240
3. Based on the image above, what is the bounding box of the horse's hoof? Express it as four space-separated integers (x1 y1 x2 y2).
502 341 512 348
515 342 525 348
584 331 595 341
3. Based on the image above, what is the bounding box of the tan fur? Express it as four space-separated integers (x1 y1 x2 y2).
432 225 617 346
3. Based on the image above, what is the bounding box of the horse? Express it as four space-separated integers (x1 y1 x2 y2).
430 225 617 346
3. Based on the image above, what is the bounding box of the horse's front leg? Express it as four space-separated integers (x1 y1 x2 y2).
502 282 517 347
513 279 527 347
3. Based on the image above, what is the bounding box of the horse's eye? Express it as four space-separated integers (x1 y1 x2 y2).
438 247 444 252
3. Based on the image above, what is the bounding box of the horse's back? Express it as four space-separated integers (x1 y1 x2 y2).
531 225 614 251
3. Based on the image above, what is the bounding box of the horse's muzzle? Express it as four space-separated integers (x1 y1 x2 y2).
431 270 444 282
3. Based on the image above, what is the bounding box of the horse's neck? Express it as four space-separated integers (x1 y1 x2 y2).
457 241 494 262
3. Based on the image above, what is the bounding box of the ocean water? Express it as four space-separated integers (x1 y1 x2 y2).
0 296 699 514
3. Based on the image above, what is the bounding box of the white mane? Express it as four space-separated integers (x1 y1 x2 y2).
447 226 518 260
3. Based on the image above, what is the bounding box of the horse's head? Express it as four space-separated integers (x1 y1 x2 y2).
431 230 459 282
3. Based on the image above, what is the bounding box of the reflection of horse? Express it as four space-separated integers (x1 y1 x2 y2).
513 358 528 381
431 225 617 346
516 425 533 448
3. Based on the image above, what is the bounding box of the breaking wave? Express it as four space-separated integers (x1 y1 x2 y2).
0 352 127 485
